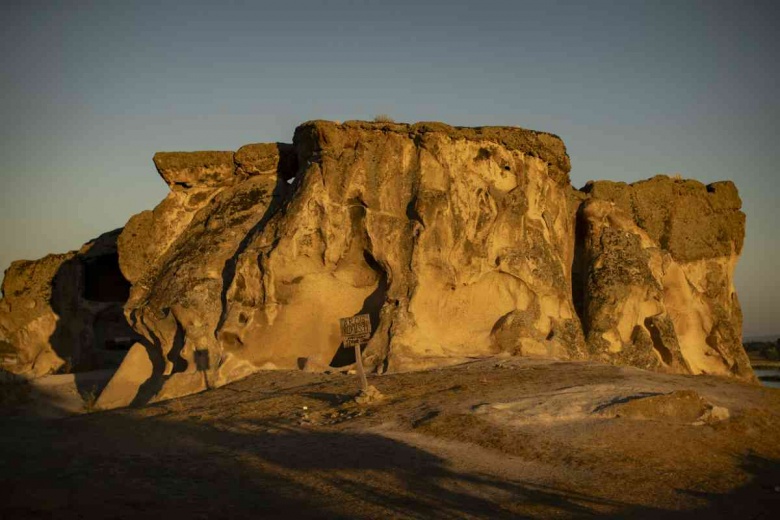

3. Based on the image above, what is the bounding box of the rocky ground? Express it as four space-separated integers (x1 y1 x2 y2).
2 358 779 519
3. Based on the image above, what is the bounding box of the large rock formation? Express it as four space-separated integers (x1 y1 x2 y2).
573 177 751 379
0 120 755 406
219 122 586 376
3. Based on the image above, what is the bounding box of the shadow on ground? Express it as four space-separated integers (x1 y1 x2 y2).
2 409 778 519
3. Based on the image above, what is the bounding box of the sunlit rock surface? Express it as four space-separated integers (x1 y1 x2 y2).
0 120 755 406
574 177 751 380
219 121 586 375
117 144 296 400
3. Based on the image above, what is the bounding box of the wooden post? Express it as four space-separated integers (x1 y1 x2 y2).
354 343 369 392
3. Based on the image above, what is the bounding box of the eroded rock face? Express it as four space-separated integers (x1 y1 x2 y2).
153 151 236 189
0 120 755 407
108 122 585 404
0 230 141 376
115 143 296 400
218 121 586 373
574 176 752 380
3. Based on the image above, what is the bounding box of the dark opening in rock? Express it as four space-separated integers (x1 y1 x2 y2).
645 317 674 366
82 253 131 302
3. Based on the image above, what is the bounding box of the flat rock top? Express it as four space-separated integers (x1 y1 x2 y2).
152 150 236 189
582 175 746 261
152 150 235 171
294 120 572 184
234 142 297 178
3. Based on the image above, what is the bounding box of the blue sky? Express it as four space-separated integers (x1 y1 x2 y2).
1 0 777 336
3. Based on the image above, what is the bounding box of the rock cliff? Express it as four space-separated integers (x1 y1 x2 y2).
0 120 754 406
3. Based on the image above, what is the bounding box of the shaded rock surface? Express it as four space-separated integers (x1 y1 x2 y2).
0 230 142 376
0 120 755 407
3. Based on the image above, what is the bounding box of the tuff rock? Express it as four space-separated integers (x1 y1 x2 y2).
0 229 142 376
0 120 755 407
573 177 750 379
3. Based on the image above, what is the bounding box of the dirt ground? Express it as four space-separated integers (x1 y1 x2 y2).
2 357 780 519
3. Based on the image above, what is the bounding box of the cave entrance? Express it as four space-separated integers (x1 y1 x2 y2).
82 253 131 303
80 251 140 368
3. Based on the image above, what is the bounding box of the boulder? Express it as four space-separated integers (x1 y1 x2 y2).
153 151 235 189
575 176 752 380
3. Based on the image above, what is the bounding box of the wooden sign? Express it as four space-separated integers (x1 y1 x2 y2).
340 314 372 392
340 314 372 346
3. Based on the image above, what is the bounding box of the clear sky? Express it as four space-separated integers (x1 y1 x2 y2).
1 0 778 337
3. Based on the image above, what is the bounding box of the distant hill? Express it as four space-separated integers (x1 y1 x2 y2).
744 335 779 343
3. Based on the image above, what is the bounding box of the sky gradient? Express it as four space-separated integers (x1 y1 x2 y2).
1 0 778 336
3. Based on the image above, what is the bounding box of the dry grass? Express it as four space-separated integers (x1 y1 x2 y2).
373 114 395 123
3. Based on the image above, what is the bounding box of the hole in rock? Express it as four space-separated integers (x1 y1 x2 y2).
221 331 243 349
82 253 131 303
475 147 492 161
93 307 137 352
406 195 423 226
47 238 145 400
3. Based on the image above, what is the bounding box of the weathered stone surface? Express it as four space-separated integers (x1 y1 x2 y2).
0 253 73 375
118 151 241 285
153 151 235 189
218 121 585 373
0 120 756 408
580 176 745 262
596 389 730 424
0 230 141 376
116 143 295 401
575 176 752 380
235 142 297 178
